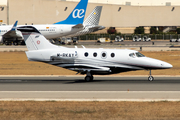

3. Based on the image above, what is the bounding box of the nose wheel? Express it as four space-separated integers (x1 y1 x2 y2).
148 76 154 81
148 70 154 81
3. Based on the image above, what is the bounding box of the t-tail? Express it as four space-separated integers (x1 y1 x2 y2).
17 26 59 51
54 0 88 25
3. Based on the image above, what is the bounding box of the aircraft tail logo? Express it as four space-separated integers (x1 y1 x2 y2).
54 0 88 25
83 6 102 26
73 9 85 18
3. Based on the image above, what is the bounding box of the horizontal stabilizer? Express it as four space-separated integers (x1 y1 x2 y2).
72 24 84 29
17 26 40 33
89 25 105 31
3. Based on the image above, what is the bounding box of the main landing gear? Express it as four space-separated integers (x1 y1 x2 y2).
84 71 94 82
148 70 154 81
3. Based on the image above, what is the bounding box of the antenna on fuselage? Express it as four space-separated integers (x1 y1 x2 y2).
81 45 86 49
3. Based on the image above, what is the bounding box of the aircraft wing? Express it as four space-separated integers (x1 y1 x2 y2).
72 24 84 29
3 21 23 39
61 64 110 72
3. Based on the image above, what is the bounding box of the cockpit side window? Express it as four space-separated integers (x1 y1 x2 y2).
136 52 145 57
129 53 135 57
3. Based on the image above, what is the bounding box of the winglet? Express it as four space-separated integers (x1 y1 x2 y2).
11 21 18 31
54 0 88 25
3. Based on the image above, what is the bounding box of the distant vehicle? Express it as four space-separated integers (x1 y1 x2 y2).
133 36 141 42
142 36 151 42
170 39 180 42
72 37 78 44
115 36 124 42
97 38 111 43
0 23 7 26
61 37 72 44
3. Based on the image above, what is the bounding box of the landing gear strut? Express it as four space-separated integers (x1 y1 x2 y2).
148 70 154 81
84 71 93 82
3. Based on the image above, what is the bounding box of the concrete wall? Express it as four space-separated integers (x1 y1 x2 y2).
68 0 180 6
100 5 180 27
0 5 7 24
1 0 180 33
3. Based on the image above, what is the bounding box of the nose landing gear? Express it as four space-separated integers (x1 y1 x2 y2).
148 70 154 81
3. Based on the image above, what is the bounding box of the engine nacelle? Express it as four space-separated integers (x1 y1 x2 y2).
0 36 3 43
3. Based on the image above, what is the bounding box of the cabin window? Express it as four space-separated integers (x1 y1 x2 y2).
101 52 107 59
111 53 115 58
136 52 145 57
93 52 97 57
84 52 88 57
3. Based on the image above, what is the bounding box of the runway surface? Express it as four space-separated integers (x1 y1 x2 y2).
0 76 180 91
0 76 180 101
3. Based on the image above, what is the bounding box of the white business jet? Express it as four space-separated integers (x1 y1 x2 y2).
18 26 173 81
0 0 88 45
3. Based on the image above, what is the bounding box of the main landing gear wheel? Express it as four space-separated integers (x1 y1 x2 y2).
84 71 94 82
85 76 93 82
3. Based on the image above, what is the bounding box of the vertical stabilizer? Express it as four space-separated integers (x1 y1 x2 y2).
18 26 58 51
54 0 88 25
83 6 102 26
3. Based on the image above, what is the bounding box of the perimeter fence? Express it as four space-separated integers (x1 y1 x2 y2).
78 34 180 40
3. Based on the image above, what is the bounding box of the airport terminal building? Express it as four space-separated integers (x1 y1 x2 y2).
1 0 180 33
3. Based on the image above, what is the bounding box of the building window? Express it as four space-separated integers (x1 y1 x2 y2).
64 7 67 11
118 7 121 12
166 2 171 6
126 2 131 6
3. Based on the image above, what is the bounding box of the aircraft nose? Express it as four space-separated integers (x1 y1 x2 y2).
160 62 173 69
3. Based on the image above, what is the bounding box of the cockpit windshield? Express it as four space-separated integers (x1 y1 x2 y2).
135 52 145 57
129 52 145 58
